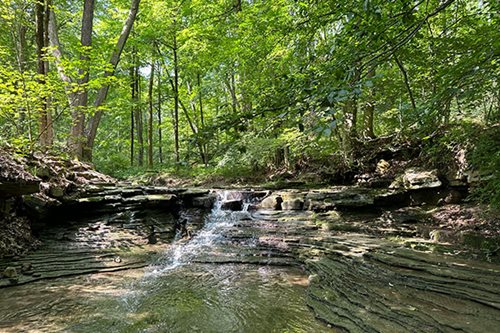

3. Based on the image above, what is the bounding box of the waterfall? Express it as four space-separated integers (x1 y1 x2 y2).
146 190 251 275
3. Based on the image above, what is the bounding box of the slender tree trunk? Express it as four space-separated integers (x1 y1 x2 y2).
187 80 198 125
393 53 417 112
36 0 52 148
173 32 180 164
197 74 208 166
15 21 28 126
198 74 204 129
157 62 163 164
148 59 155 168
17 25 27 73
178 99 206 164
130 66 135 166
341 65 361 163
134 65 144 166
227 72 239 114
344 67 360 140
363 67 376 139
43 3 54 146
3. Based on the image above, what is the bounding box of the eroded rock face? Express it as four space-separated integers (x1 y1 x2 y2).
0 149 40 197
307 249 500 333
0 216 40 258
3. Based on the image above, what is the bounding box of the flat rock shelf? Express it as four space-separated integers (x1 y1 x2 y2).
0 188 499 333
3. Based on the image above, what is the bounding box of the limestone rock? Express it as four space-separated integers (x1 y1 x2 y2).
259 195 283 210
49 185 65 198
3 266 17 279
282 198 304 210
305 189 374 210
429 229 459 243
391 168 442 190
280 192 305 210
21 262 32 273
376 159 390 175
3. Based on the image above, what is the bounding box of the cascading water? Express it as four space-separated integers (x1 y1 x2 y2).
145 190 251 274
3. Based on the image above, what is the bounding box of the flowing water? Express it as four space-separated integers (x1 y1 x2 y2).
0 191 334 333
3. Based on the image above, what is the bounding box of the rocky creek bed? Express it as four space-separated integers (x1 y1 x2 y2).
0 183 499 332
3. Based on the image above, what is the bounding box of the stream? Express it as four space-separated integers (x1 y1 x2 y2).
1 187 499 333
0 191 334 333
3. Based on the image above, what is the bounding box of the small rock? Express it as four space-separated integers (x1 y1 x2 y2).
87 224 100 231
3 267 18 279
282 198 304 210
21 263 32 273
376 159 390 175
429 229 459 243
49 185 65 198
259 195 283 210
35 166 51 178
444 190 463 204
308 274 319 284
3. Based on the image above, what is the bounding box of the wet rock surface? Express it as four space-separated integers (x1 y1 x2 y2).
1 184 498 332
0 204 210 288
203 206 500 332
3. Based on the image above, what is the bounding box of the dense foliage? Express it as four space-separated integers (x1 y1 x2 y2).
0 0 498 199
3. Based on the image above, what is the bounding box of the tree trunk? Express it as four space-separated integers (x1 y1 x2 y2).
363 67 376 139
134 65 144 166
36 0 52 148
173 32 180 164
197 74 208 166
83 0 141 161
157 62 163 164
227 72 239 114
344 66 360 140
16 26 27 73
341 65 361 163
43 3 54 146
147 59 155 168
68 0 95 159
178 99 207 165
130 66 135 166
